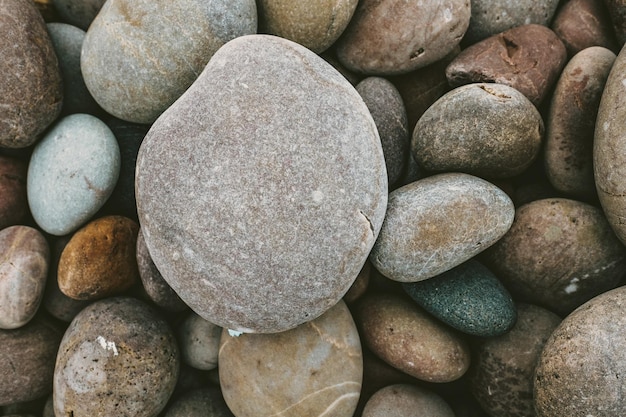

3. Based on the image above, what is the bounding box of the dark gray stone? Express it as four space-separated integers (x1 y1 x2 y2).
52 0 106 30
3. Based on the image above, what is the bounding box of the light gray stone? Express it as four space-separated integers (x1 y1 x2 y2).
136 34 388 333
179 312 222 370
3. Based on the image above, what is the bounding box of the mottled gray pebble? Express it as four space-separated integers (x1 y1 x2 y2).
179 312 221 370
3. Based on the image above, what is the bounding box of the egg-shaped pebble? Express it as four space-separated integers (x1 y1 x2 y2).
164 388 233 417
0 226 49 329
81 0 257 124
27 114 120 236
53 297 179 416
58 215 139 301
355 293 470 383
0 0 63 148
534 286 626 416
370 173 514 282
481 198 626 315
470 303 561 417
0 156 28 230
363 384 455 417
258 0 358 53
335 0 470 75
403 259 517 337
136 34 387 333
412 83 543 178
178 312 221 371
218 300 362 417
0 315 63 406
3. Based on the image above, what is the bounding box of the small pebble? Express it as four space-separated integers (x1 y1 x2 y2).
362 384 455 417
164 387 234 417
52 0 106 30
0 156 28 230
178 312 222 371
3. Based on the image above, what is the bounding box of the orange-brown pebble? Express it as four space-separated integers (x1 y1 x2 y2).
57 215 139 300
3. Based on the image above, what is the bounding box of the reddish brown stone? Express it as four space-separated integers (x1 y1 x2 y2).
0 156 28 229
446 24 567 106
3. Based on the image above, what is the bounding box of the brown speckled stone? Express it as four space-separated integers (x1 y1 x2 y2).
53 297 179 416
136 34 388 333
481 198 626 315
0 315 63 406
446 24 567 106
534 286 626 416
335 0 470 75
0 0 63 148
58 215 139 300
469 303 561 417
363 384 455 417
258 0 358 53
354 293 470 383
218 300 362 417
370 173 514 282
545 47 616 200
0 156 28 230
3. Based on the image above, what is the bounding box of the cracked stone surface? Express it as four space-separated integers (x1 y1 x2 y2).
218 300 362 417
136 34 388 333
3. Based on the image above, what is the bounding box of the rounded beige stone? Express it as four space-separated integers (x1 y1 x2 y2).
363 384 455 417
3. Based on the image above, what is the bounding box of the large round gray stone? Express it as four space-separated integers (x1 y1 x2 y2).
136 34 388 334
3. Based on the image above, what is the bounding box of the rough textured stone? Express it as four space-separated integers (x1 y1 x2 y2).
0 226 49 329
370 173 514 282
27 114 120 236
354 293 470 383
594 42 626 245
412 83 544 178
58 215 139 301
335 0 470 75
0 315 63 406
219 300 362 417
356 77 409 186
603 0 626 45
53 297 179 417
136 34 388 333
481 198 626 315
446 24 567 106
136 229 187 312
551 0 618 56
464 0 560 44
534 287 626 417
0 156 28 230
545 47 616 200
363 384 455 417
52 0 106 30
81 0 257 124
178 312 221 371
46 23 100 116
164 388 233 417
0 0 63 148
470 303 561 417
403 259 517 337
258 0 358 53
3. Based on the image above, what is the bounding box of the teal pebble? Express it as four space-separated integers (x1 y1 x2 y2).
402 259 517 337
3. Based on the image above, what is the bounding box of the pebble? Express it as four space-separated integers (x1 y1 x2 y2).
136 34 388 333
26 113 120 236
218 300 362 417
0 315 63 406
356 77 410 186
534 286 626 416
46 23 100 116
164 387 233 417
403 259 517 337
136 229 188 312
354 292 470 383
594 42 626 245
0 0 63 148
545 46 616 200
464 0 560 44
481 198 626 315
412 82 544 178
81 0 257 124
370 172 514 282
0 226 49 330
335 0 470 75
53 297 179 416
57 215 139 300
178 312 221 370
551 0 618 56
52 0 106 30
362 384 455 417
258 0 358 53
0 156 28 230
446 24 567 106
469 303 561 417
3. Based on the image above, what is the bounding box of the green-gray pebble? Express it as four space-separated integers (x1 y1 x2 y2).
403 259 517 337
